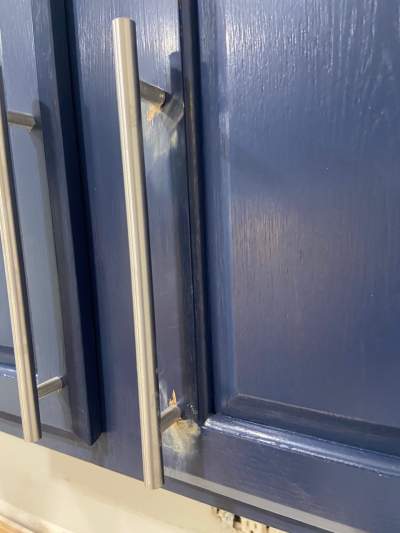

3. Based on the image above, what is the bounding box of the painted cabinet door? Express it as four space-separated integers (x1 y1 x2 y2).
64 1 400 531
29 0 193 479
1 0 193 486
162 1 400 532
3 1 400 532
0 1 100 443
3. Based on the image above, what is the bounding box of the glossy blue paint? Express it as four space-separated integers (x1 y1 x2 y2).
31 0 101 444
178 0 213 423
0 0 69 425
164 1 400 531
2 1 400 531
0 0 100 442
35 0 195 475
167 415 400 533
200 0 400 430
42 4 327 530
1 0 195 482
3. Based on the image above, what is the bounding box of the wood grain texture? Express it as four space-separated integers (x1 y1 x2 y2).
0 0 101 442
47 2 348 529
199 0 400 428
160 2 400 532
0 0 72 427
67 0 197 421
169 414 400 532
23 0 196 477
2 1 400 531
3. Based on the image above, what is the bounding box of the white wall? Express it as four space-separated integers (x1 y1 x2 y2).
0 432 230 533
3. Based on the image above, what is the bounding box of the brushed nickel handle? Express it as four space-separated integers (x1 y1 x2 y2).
112 17 181 489
0 63 63 442
6 111 36 131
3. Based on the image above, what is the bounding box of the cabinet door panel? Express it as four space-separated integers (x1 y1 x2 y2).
164 2 400 532
2 1 399 531
0 0 100 442
7 0 194 480
66 0 196 424
199 0 400 435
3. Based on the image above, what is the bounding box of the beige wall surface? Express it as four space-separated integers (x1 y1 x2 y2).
0 432 230 533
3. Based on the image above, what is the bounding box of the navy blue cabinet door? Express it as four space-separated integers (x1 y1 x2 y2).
62 1 400 531
32 0 194 479
2 0 195 485
3 1 400 531
160 1 400 532
0 0 100 443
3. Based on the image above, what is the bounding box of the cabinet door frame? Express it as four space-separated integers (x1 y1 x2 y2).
163 2 400 532
0 0 101 444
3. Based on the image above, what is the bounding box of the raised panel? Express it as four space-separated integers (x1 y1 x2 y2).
162 4 400 532
0 0 101 442
199 0 400 430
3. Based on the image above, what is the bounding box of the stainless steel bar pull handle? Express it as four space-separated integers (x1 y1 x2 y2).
112 18 180 489
0 65 63 442
7 111 36 131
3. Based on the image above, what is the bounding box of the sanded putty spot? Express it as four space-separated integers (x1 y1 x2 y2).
163 417 201 457
161 387 201 467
